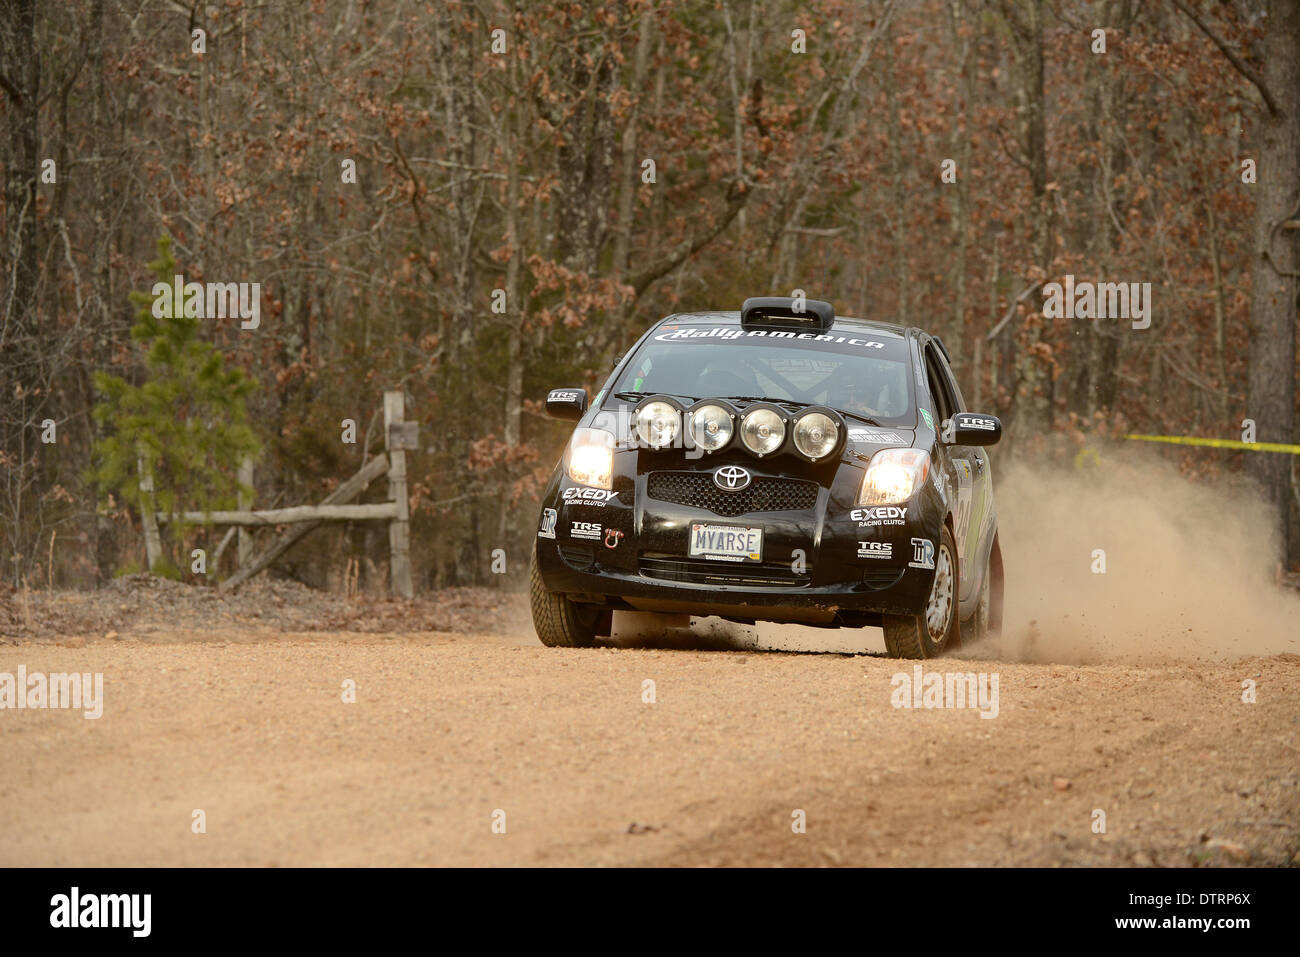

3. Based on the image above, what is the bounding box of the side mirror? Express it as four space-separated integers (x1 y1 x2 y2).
545 387 589 421
941 411 1002 447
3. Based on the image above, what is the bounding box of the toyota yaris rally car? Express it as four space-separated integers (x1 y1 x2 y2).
530 296 1004 658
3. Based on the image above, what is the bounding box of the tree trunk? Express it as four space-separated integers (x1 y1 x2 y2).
1007 0 1053 440
1247 0 1300 566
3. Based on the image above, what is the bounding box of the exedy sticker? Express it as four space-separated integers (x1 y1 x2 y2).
851 506 908 527
562 487 617 506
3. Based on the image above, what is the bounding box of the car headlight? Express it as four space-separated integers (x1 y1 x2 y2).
635 400 681 449
688 403 734 452
858 448 929 505
739 407 785 456
792 410 840 460
567 428 615 489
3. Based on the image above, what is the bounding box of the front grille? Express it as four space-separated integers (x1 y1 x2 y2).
646 471 819 518
640 556 811 588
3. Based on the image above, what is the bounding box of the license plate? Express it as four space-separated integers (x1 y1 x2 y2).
689 524 763 563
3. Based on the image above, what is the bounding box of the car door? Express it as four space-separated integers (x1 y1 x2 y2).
921 341 978 605
931 344 993 598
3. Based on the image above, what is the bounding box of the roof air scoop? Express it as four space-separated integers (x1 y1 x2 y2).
740 296 835 332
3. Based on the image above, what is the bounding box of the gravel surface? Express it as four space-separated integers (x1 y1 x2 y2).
0 576 514 640
2 624 1296 867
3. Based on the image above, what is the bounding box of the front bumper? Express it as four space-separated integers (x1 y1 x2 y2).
536 461 943 626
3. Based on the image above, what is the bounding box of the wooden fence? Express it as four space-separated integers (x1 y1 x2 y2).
142 389 417 598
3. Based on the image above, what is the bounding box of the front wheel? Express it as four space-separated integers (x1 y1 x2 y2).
529 545 600 647
883 524 958 659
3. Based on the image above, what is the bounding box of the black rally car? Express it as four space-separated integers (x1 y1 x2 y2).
530 296 1004 658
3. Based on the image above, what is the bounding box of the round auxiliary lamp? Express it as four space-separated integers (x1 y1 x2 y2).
683 399 739 454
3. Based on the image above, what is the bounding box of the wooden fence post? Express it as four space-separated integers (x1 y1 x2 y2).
384 390 414 599
136 444 162 572
237 456 254 568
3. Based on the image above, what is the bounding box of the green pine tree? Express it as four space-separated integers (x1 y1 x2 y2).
90 236 260 575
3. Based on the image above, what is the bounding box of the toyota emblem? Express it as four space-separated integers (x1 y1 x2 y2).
714 466 752 490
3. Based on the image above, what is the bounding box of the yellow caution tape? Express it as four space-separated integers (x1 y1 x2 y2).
1074 447 1103 470
1123 433 1300 454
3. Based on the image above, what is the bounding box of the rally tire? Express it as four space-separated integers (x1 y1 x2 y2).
883 524 958 659
960 550 992 644
530 545 600 648
986 533 1004 640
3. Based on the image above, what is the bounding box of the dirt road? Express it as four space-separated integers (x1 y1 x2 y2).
2 626 1296 867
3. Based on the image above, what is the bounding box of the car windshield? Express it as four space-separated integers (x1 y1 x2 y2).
613 324 915 425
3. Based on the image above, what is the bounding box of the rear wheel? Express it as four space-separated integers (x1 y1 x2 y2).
529 545 600 647
883 524 957 659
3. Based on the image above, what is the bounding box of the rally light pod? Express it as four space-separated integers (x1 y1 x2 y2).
737 402 790 458
740 296 835 332
632 395 685 450
685 400 738 453
790 406 845 462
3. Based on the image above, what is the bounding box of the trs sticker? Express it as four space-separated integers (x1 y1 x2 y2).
563 487 617 506
548 389 583 403
857 541 892 560
849 429 906 444
538 508 557 539
909 538 935 570
570 521 602 541
851 506 908 527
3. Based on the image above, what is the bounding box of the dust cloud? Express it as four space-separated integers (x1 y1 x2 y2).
989 446 1300 664
546 445 1300 663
